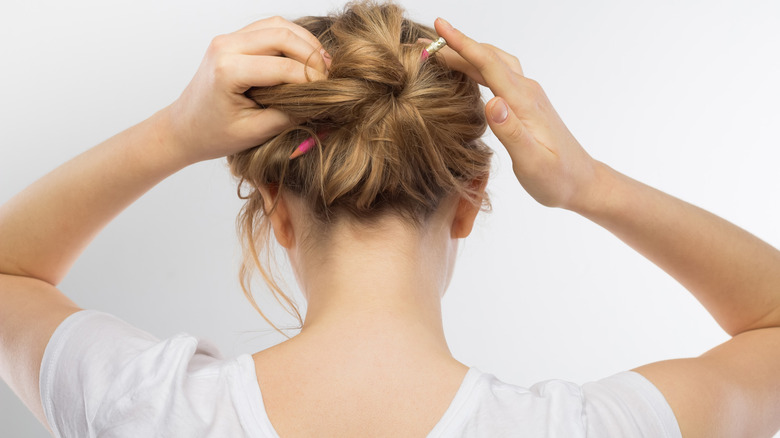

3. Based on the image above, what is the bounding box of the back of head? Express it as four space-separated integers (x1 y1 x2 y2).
226 0 493 335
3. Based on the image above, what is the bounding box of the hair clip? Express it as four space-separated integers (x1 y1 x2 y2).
289 130 331 159
421 37 447 60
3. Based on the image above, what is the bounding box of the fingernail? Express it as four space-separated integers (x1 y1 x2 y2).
319 49 332 75
437 17 454 32
490 99 508 123
320 48 332 71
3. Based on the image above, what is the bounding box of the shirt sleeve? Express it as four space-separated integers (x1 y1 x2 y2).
581 371 682 438
38 309 222 438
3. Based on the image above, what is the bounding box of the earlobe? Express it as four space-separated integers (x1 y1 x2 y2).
450 175 489 239
256 184 295 249
451 198 479 239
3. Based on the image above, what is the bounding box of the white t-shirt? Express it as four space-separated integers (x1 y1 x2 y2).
40 310 682 437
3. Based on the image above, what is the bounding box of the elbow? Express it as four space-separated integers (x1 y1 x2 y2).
728 305 780 336
0 256 60 287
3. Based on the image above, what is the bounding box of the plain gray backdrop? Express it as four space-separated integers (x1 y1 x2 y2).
2 0 779 436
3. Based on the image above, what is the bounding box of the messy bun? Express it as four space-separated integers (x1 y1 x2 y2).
227 1 493 337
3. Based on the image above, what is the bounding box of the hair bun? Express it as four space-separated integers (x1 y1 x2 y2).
225 0 494 337
235 1 491 220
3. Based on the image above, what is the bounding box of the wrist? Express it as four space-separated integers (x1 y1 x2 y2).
565 160 622 218
145 106 201 170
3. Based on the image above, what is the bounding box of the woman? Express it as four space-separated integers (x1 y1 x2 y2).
1 2 779 436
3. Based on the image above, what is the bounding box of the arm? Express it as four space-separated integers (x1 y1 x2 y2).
577 164 780 437
434 17 780 437
578 164 780 438
0 112 187 285
576 162 780 337
0 16 329 430
0 17 329 286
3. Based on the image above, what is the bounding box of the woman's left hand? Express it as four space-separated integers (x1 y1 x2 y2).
160 16 331 165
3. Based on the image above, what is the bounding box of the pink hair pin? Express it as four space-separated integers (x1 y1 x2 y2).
421 36 447 60
289 130 331 159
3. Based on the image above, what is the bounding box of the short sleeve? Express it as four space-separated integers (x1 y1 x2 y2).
38 309 222 438
581 371 682 438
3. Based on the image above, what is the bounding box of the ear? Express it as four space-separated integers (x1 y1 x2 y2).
451 174 489 239
256 184 296 249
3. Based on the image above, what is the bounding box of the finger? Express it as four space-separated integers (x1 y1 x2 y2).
483 43 524 76
423 37 523 78
226 54 327 90
485 97 555 166
235 15 331 67
241 107 295 145
485 97 529 147
212 28 329 75
417 38 486 85
434 18 523 100
437 46 487 85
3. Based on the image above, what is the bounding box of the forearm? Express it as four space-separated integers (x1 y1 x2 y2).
574 161 780 336
0 107 189 285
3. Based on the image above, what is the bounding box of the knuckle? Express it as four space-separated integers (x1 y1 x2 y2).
523 77 544 97
487 49 504 67
269 15 286 26
474 48 499 70
482 43 502 61
208 34 232 54
213 54 232 79
274 27 294 40
506 122 525 143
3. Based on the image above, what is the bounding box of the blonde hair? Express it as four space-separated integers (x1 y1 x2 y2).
226 1 493 338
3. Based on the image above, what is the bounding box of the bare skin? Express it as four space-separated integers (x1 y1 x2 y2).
246 186 476 436
432 17 780 437
1 12 779 438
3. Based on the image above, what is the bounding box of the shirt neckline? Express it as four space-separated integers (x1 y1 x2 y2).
234 354 483 437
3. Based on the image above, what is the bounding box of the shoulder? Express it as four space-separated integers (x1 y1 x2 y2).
632 326 780 438
39 309 244 436
450 369 681 438
581 371 682 438
0 274 82 432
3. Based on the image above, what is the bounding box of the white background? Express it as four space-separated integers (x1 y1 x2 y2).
2 0 779 436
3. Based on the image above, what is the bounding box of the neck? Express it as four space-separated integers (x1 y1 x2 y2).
289 216 459 364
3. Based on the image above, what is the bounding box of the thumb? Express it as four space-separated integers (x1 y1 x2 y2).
486 97 536 154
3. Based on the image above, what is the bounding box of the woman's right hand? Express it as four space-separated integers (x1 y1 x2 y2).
433 18 603 211
161 16 330 166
